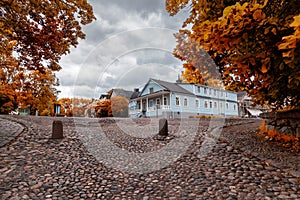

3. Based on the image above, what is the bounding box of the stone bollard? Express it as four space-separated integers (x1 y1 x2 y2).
52 120 63 139
159 118 168 136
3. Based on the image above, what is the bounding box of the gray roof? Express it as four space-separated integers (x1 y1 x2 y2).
151 79 193 95
111 89 134 100
130 91 140 99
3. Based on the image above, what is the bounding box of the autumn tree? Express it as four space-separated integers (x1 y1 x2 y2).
95 99 112 118
111 96 129 118
0 0 95 113
166 0 300 109
58 97 73 116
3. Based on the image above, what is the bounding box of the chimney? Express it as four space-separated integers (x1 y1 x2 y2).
134 88 139 92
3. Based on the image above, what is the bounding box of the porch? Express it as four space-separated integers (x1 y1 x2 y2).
129 91 172 118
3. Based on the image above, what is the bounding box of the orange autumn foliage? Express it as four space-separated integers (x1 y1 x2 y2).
258 120 300 151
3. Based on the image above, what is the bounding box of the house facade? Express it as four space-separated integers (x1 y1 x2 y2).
129 79 238 118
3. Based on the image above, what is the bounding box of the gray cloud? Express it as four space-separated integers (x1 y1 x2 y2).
57 0 188 98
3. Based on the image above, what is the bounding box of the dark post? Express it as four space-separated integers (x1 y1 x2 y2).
159 118 168 136
52 120 63 139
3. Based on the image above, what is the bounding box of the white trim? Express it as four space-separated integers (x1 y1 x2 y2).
183 97 188 107
149 87 154 94
195 99 199 108
214 101 217 109
204 100 208 108
175 96 180 106
163 96 167 106
156 98 160 105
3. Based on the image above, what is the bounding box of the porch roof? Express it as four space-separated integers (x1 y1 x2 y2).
131 90 170 101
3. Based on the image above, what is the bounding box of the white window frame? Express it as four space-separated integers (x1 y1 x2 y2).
149 99 153 107
149 87 154 94
156 98 160 105
184 97 188 107
209 101 213 109
163 97 167 105
214 101 217 108
175 96 180 106
195 99 199 108
204 101 208 108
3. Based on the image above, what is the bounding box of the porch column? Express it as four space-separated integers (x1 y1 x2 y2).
169 93 172 110
139 100 142 111
146 97 148 111
162 94 164 107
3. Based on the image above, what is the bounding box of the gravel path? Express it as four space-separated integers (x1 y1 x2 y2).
0 116 299 199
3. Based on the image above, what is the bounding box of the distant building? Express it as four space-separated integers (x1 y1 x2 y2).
237 92 268 117
129 79 239 118
100 89 134 101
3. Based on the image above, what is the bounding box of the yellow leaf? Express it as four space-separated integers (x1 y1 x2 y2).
261 64 268 73
282 50 294 58
278 36 297 50
264 27 270 35
290 15 300 27
204 33 209 40
223 6 232 16
271 28 277 35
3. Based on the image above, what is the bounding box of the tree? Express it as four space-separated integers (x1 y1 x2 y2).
111 96 129 117
0 0 95 113
0 0 95 72
166 0 300 109
95 99 112 118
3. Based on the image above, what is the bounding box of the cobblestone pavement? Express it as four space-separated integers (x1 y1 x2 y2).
0 116 24 148
0 116 299 199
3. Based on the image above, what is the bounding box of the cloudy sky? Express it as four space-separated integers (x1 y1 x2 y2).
56 0 190 99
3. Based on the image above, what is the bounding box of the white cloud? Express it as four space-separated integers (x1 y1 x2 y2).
56 0 189 99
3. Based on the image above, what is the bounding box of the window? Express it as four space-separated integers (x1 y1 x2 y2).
176 97 180 106
149 87 154 94
184 98 188 106
220 102 223 109
204 101 208 108
221 91 223 97
204 88 207 94
214 89 217 96
195 99 199 108
234 104 236 111
214 101 217 108
149 100 153 107
156 98 160 105
209 101 213 109
226 92 228 97
197 86 201 93
226 103 229 110
163 97 167 105
209 88 212 95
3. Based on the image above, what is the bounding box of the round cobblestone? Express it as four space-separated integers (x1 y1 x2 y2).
0 116 299 199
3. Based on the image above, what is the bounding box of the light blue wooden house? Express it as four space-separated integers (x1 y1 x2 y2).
129 79 238 118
